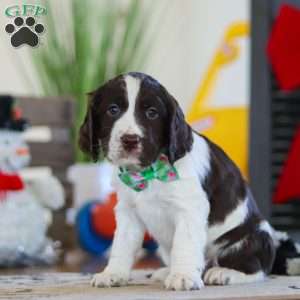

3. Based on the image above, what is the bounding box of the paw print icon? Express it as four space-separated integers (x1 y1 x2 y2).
5 16 44 48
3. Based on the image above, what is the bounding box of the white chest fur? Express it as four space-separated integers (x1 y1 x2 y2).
135 184 176 250
113 133 212 260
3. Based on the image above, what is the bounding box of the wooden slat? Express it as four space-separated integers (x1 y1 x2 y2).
29 142 74 169
273 90 300 100
17 96 75 127
271 90 300 229
51 128 72 143
271 153 288 164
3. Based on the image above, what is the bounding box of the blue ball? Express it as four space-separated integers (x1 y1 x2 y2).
143 239 158 252
75 202 112 255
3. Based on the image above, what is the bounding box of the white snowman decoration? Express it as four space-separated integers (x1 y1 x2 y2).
0 97 65 266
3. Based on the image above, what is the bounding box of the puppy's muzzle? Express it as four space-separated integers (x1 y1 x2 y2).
121 134 141 152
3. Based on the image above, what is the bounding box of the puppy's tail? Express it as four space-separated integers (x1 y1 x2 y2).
271 230 300 275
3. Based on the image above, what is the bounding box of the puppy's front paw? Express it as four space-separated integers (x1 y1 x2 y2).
91 271 128 288
164 271 204 291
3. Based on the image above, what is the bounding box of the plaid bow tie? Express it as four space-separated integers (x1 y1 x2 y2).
118 153 179 192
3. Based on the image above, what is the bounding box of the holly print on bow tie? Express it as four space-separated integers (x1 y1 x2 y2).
118 153 179 192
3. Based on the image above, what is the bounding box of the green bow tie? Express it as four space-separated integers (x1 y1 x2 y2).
118 153 179 192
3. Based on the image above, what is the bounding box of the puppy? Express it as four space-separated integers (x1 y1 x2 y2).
79 72 276 291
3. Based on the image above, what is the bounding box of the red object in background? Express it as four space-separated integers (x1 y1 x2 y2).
267 5 300 90
273 127 300 204
0 172 24 191
91 192 152 241
91 193 117 239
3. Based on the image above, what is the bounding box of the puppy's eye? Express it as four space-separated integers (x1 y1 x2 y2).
107 104 121 117
145 107 159 120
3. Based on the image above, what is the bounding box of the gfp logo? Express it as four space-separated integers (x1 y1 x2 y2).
4 4 47 48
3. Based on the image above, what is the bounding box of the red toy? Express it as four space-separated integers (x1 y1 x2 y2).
91 192 152 242
267 5 300 90
91 193 117 239
273 127 300 204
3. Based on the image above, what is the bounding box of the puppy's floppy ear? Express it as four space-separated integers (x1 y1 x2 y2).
78 93 100 161
165 91 193 164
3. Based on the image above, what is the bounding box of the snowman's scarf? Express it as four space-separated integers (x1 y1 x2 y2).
0 171 24 201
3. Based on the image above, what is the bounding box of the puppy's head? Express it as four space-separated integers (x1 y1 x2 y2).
79 72 193 168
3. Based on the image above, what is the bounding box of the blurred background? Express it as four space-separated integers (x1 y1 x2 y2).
0 0 299 274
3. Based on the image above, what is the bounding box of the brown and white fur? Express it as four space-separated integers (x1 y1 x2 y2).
79 72 296 291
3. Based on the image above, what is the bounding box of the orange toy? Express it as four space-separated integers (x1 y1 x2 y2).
91 193 117 239
91 193 151 241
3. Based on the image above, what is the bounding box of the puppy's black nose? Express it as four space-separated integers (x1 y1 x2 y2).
121 134 140 151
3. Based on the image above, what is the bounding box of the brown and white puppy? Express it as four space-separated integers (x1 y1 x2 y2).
79 72 277 291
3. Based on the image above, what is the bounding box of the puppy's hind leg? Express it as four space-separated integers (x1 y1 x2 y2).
205 230 275 286
204 267 265 285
